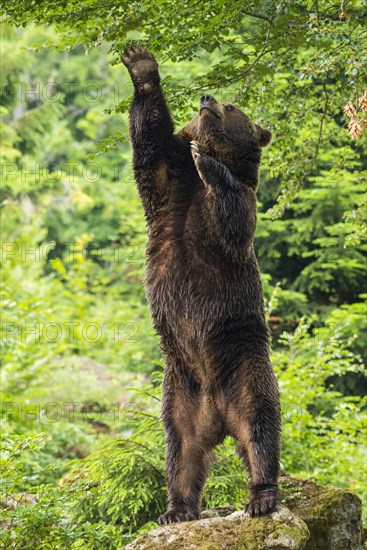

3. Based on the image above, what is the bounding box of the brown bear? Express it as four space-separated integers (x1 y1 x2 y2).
121 45 281 524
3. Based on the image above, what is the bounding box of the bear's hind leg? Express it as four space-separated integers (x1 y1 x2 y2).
158 367 224 525
205 319 281 517
225 358 281 517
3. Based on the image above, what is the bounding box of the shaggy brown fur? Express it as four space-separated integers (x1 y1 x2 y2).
121 45 281 524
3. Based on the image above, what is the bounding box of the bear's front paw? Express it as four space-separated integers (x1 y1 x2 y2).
190 140 204 162
121 44 158 86
190 140 209 185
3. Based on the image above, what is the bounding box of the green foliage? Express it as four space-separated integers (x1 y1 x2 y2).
203 439 248 509
64 382 165 545
274 319 366 498
0 2 366 547
0 434 122 549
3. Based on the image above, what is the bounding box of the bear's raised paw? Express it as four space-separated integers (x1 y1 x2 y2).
121 45 158 84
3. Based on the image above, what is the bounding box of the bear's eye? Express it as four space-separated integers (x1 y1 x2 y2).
225 105 234 111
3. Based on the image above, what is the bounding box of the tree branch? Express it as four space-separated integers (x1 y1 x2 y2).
176 25 273 96
240 10 272 23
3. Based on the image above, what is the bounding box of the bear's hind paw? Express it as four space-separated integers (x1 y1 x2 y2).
245 484 279 518
158 509 198 525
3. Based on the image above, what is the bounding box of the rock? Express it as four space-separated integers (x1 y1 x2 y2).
200 505 237 519
121 476 365 550
279 476 364 550
123 505 310 549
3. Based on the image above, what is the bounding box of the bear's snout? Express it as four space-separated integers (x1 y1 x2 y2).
200 95 220 117
200 94 216 104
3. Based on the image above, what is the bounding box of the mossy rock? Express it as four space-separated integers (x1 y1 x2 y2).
123 505 309 549
279 475 364 550
122 476 365 550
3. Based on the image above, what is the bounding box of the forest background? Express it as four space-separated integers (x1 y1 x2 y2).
1 1 366 548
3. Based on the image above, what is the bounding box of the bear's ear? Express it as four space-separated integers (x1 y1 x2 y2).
256 125 272 147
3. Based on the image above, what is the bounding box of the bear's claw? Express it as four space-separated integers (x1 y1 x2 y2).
190 140 203 160
244 485 279 517
121 44 156 65
158 510 198 525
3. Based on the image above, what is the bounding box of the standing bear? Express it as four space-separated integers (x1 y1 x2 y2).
121 45 281 524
